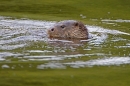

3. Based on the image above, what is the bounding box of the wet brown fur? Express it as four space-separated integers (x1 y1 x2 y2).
48 20 88 39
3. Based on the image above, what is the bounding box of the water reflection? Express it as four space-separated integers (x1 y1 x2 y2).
0 16 130 69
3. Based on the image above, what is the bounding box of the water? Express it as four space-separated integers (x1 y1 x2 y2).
0 16 130 69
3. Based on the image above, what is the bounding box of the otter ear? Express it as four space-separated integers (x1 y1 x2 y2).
78 21 86 30
74 21 85 30
74 22 79 26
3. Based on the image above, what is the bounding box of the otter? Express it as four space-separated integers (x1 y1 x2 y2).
48 20 88 39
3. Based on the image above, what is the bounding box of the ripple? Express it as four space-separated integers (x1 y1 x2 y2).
102 19 130 23
0 44 26 50
64 57 130 68
0 18 55 29
27 50 52 53
36 57 130 69
87 25 130 35
37 63 66 69
0 52 23 59
0 57 5 61
0 16 130 68
1 64 10 69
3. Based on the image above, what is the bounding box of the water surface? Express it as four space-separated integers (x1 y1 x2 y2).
0 16 130 69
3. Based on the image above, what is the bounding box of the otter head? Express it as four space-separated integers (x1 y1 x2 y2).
48 20 88 39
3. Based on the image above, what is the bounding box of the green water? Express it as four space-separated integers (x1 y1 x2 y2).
0 0 130 86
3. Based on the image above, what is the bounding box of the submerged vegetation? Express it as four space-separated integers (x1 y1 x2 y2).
0 0 130 86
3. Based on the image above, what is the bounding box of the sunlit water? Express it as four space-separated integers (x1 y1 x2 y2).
0 16 130 69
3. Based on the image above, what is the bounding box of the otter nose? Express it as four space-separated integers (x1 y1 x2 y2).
51 28 54 31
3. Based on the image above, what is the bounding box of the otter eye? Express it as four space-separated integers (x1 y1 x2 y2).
51 28 54 31
61 25 65 28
